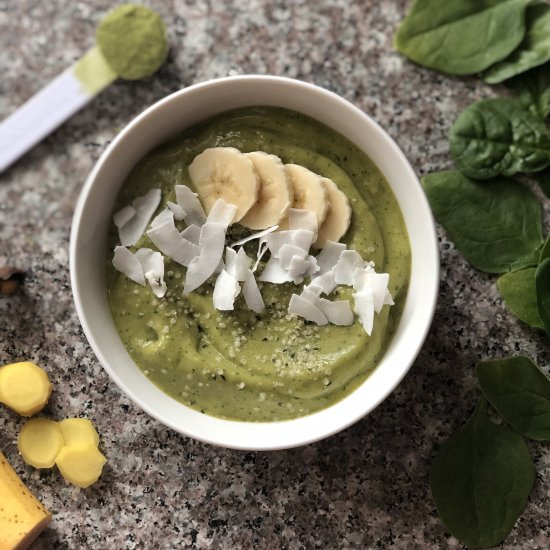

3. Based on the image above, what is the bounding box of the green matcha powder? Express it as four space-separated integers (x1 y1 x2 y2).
96 4 168 80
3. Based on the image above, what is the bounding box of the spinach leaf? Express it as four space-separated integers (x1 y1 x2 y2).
430 398 534 548
536 257 550 334
508 62 550 119
509 248 542 271
534 167 550 198
449 98 550 179
540 234 550 262
422 171 543 273
484 3 550 84
497 268 544 328
394 0 531 75
477 356 550 440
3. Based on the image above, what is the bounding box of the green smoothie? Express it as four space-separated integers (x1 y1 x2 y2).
108 106 411 422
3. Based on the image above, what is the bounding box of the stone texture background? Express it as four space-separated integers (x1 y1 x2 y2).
0 1 548 548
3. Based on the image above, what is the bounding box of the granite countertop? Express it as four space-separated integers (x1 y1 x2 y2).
0 1 548 548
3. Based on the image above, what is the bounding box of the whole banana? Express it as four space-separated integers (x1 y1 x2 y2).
0 450 51 550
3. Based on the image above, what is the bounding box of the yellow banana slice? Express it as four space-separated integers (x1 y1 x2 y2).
188 147 260 223
240 152 294 230
315 177 352 248
284 164 329 228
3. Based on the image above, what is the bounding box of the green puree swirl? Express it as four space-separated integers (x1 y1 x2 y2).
108 107 411 422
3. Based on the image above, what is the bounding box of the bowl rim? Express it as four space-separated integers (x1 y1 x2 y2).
70 75 439 450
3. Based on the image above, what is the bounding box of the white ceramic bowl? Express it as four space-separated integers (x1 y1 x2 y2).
70 75 439 450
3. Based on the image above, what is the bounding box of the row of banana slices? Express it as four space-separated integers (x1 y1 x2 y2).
188 147 352 248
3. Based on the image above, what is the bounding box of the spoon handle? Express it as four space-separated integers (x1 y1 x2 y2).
0 47 116 173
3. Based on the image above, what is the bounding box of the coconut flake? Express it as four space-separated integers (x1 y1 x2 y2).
184 222 226 293
117 188 162 246
167 201 186 221
353 271 389 313
225 247 238 275
258 257 294 283
113 205 135 228
150 208 174 229
213 269 240 310
144 271 165 297
318 298 354 326
112 246 145 285
242 270 265 313
264 232 290 257
311 269 338 295
384 289 395 306
230 225 278 247
351 262 375 289
279 243 307 270
180 224 201 245
288 294 328 325
289 208 318 236
300 284 323 301
253 241 269 272
293 229 315 252
112 246 167 298
175 185 207 226
146 216 200 267
134 248 162 274
288 256 310 279
369 273 390 313
304 255 320 276
316 241 347 274
288 255 319 279
353 287 375 335
135 248 166 298
207 199 238 228
334 250 366 285
235 248 252 281
264 229 315 257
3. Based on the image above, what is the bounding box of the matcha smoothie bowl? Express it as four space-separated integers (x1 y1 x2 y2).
70 76 438 449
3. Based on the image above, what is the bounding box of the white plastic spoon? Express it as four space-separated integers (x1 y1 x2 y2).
0 46 117 173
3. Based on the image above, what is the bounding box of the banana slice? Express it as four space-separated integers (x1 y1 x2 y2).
284 164 329 228
240 152 294 230
315 177 352 248
188 147 260 223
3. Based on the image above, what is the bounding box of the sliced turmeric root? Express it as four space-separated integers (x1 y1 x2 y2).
0 361 52 416
18 418 64 469
55 445 107 488
59 418 100 448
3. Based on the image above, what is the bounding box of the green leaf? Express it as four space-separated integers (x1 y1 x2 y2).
509 248 542 271
508 62 550 119
430 398 534 548
449 98 550 179
477 356 550 440
536 257 550 334
497 268 544 328
534 167 550 198
394 0 531 75
484 3 550 84
422 171 543 273
540 234 550 262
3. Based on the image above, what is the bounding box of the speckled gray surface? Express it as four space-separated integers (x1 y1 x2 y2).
1 1 549 548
